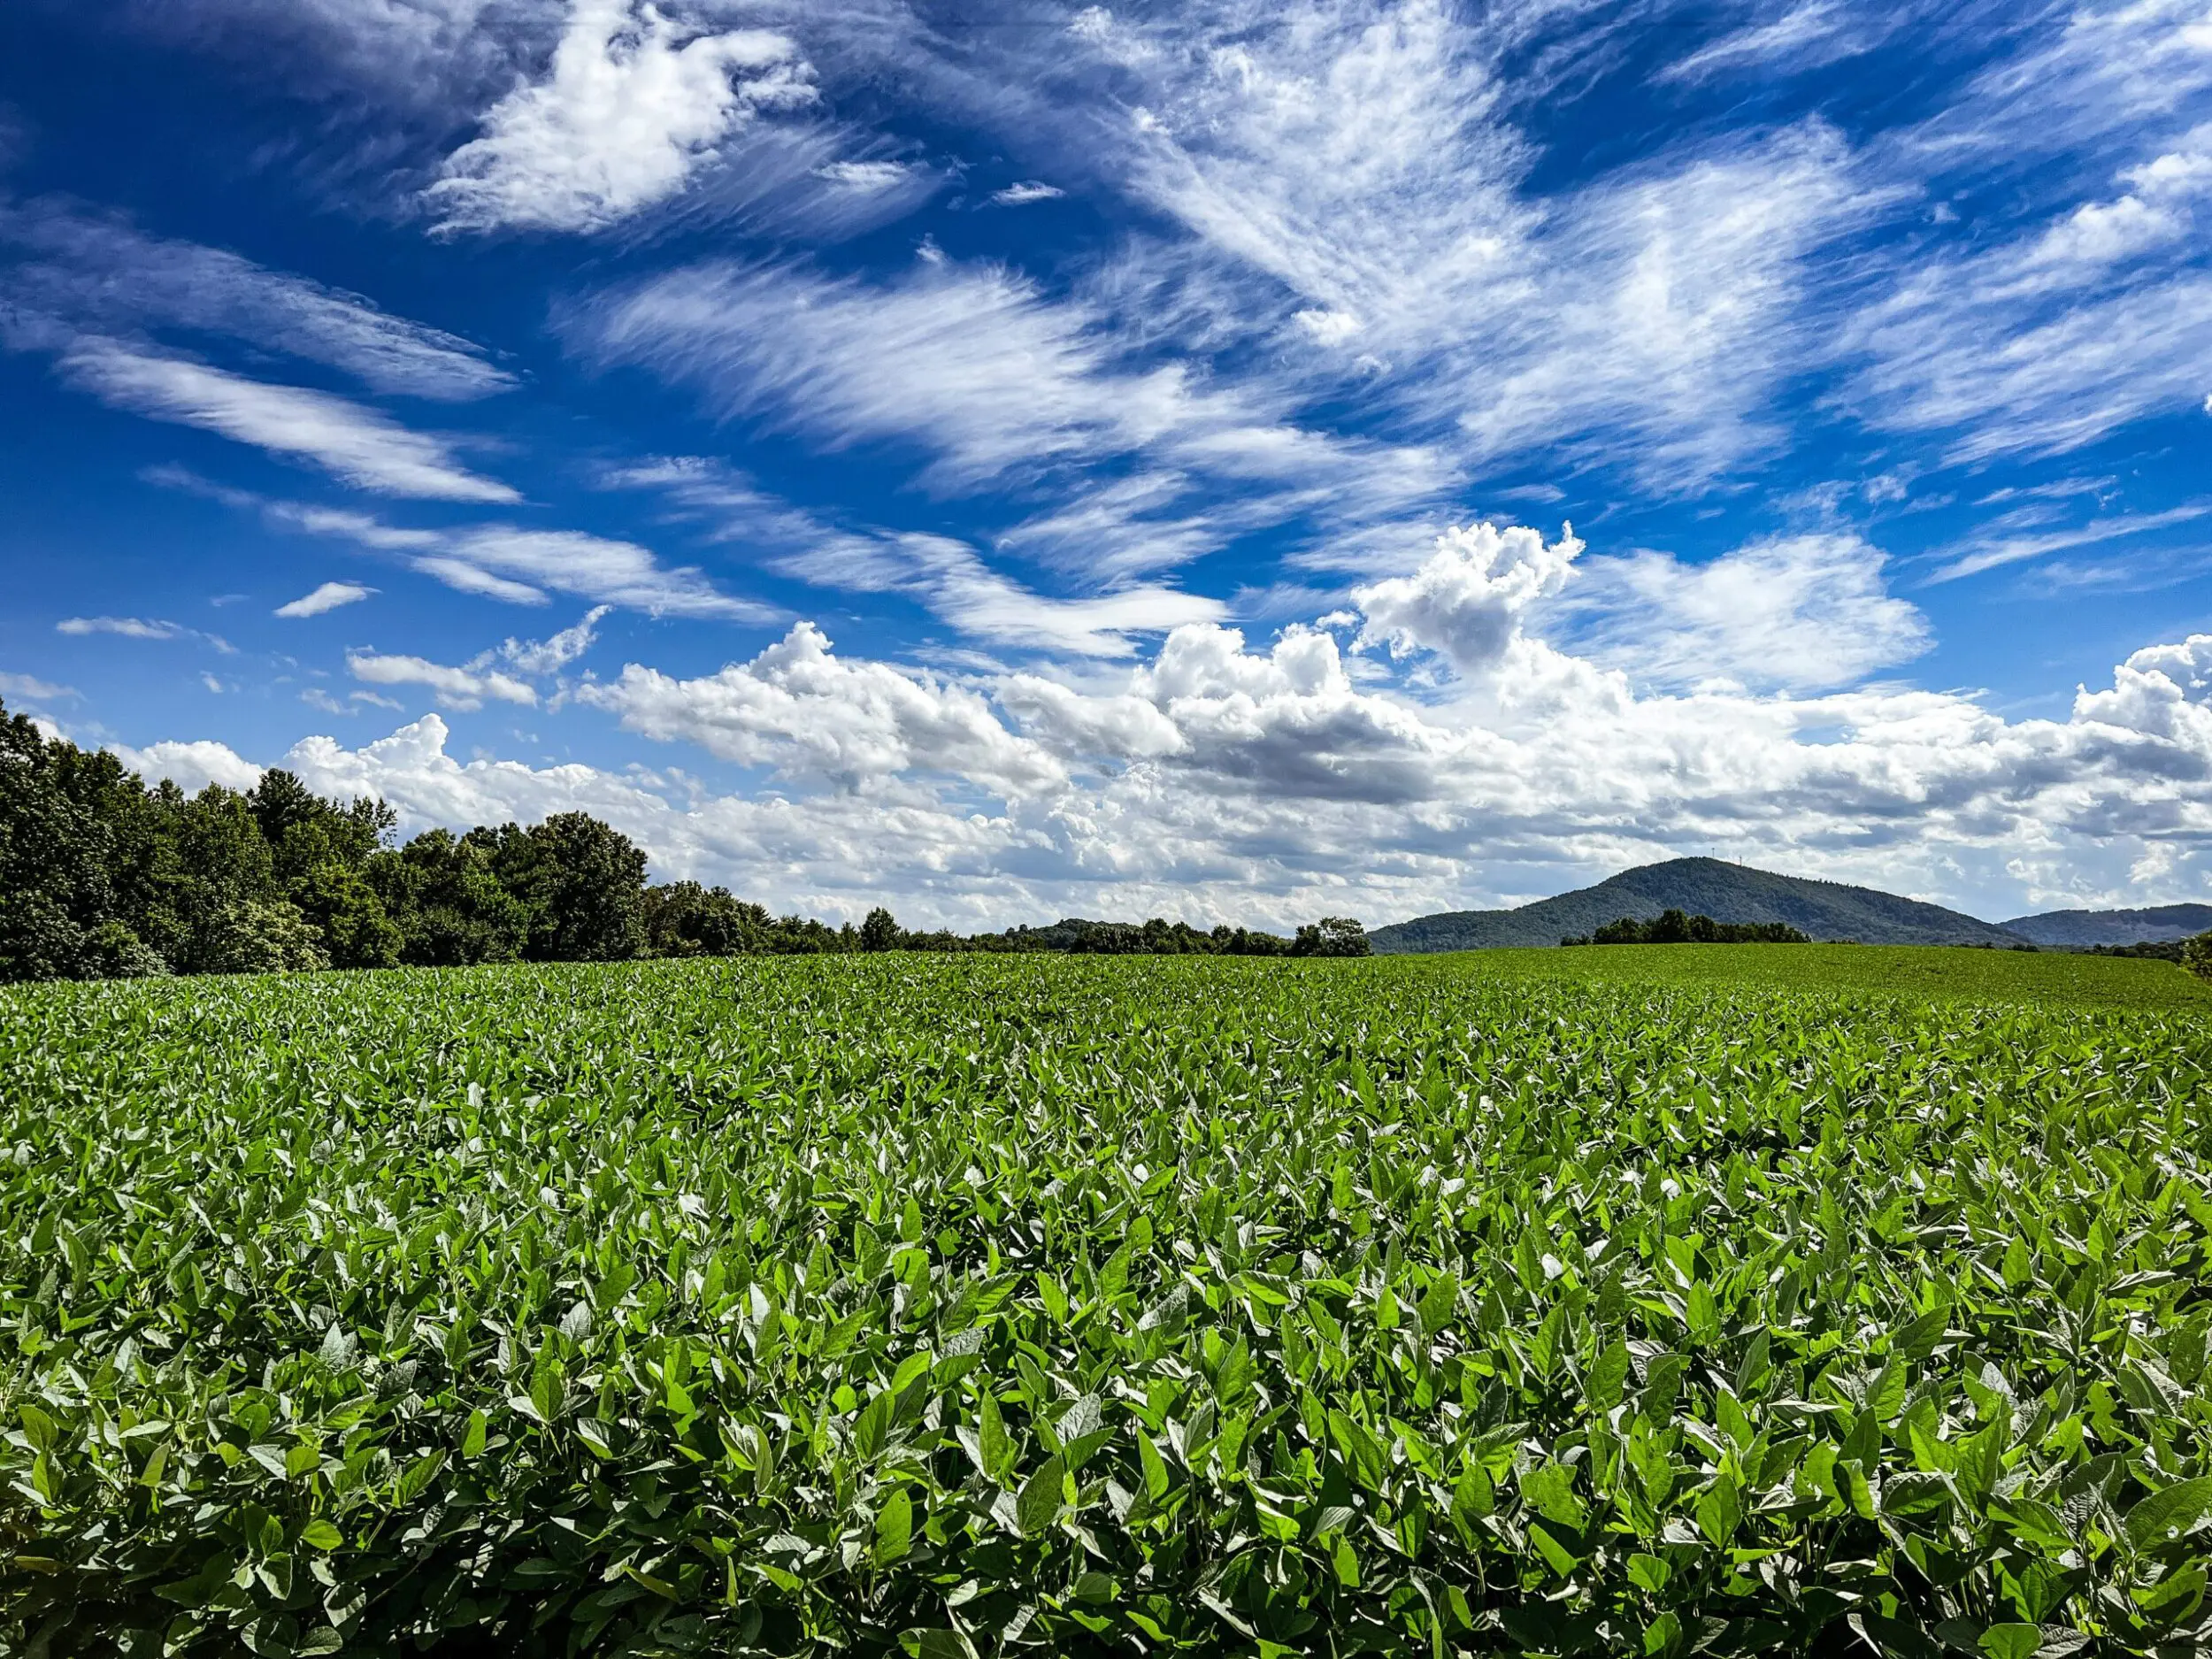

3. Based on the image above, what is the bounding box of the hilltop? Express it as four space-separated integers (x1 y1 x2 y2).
1370 857 2030 951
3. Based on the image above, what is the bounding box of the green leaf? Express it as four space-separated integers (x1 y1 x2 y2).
873 1487 914 1565
979 1389 1011 1484
461 1408 488 1459
1978 1625 2042 1659
2136 1563 2208 1623
1415 1271 1458 1337
1017 1455 1067 1539
1588 1338 1632 1409
1528 1521 1580 1576
2126 1475 2212 1548
1520 1462 1586 1530
1328 1409 1387 1491
1133 1429 1169 1502
299 1519 343 1552
1629 1552 1671 1593
853 1387 896 1461
1694 1472 1741 1546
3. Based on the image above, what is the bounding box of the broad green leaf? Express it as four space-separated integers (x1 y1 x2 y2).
1017 1455 1067 1539
2126 1476 2212 1548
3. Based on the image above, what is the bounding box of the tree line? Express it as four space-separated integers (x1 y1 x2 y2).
0 699 1368 983
1560 909 1810 946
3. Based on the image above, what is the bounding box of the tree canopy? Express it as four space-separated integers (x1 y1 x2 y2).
0 699 1368 981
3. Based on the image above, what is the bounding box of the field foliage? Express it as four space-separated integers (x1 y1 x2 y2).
4 950 2212 1658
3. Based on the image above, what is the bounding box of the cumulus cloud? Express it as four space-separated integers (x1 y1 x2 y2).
1352 521 1582 676
58 342 518 501
426 0 815 234
105 736 266 794
275 580 375 618
579 622 1068 795
126 606 2212 930
347 649 538 710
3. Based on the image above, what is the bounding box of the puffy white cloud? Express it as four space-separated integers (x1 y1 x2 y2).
348 649 539 710
275 580 375 618
105 736 266 795
579 622 1068 795
58 342 518 501
111 595 2212 929
1352 521 1581 676
1561 534 1931 690
426 0 814 234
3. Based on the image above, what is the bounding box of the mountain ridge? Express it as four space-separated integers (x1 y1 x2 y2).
2001 903 2212 949
1370 858 2029 952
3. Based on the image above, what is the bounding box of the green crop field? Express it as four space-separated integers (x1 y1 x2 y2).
4 949 2212 1658
1455 943 2212 1013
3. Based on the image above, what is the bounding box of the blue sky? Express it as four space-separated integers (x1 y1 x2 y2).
4 0 2211 929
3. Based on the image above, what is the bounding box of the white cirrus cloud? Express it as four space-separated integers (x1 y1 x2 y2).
0 672 78 703
275 580 376 618
189 482 768 618
347 649 539 710
426 0 816 234
0 201 512 399
1560 534 1932 691
990 180 1064 204
495 604 611 673
58 342 518 501
441 526 769 618
58 615 188 641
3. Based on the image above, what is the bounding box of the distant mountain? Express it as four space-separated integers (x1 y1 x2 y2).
2002 904 2212 949
1370 858 2030 952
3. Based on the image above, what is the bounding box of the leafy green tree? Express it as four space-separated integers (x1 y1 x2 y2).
0 706 119 981
2186 931 2212 980
491 812 649 963
196 898 330 974
365 831 529 966
1292 916 1371 957
290 861 404 970
643 882 766 956
859 906 904 952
